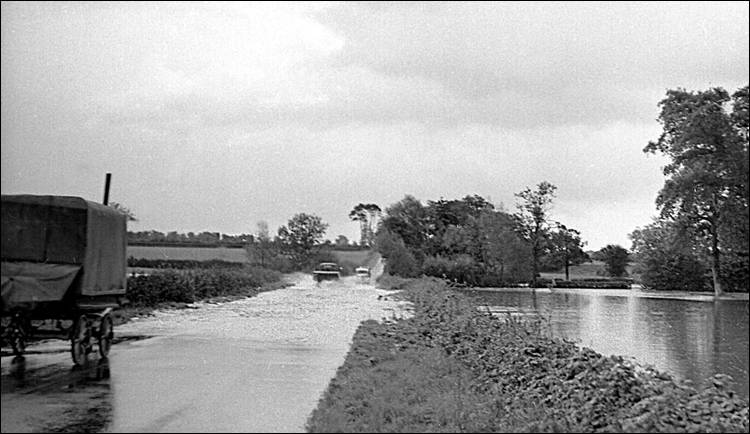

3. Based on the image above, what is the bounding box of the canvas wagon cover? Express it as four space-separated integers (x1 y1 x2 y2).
1 195 127 306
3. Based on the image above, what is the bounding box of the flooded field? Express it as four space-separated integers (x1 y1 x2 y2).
470 287 750 400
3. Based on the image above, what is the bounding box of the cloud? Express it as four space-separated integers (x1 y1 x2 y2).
316 1 749 126
1 1 746 250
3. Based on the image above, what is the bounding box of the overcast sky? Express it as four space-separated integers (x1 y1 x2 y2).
2 1 748 250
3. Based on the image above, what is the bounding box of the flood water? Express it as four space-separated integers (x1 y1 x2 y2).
468 288 750 400
106 269 411 433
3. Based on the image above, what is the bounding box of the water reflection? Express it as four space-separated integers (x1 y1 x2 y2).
8 355 27 386
69 357 111 385
470 289 749 400
3 354 111 392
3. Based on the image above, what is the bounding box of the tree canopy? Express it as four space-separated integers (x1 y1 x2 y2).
514 181 558 286
277 213 329 267
349 203 382 247
643 85 749 294
598 245 630 278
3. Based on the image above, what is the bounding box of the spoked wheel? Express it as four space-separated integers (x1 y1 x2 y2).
3 313 28 357
97 314 113 357
10 330 25 357
71 315 92 366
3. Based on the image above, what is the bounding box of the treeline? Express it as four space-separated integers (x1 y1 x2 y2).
629 85 749 293
128 230 253 247
374 189 596 287
127 230 371 250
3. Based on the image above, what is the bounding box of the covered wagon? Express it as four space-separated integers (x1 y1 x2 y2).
1 194 127 365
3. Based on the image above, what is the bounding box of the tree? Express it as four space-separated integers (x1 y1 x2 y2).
380 195 430 261
425 195 494 257
598 244 629 278
514 181 557 286
246 221 275 267
630 219 710 291
349 203 382 247
644 85 749 296
476 209 532 283
109 202 137 221
548 224 589 281
335 235 349 248
277 213 329 267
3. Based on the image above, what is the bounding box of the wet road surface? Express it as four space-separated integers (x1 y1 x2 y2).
2 265 410 433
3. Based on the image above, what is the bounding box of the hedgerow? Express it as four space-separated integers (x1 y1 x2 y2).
125 266 281 306
127 257 245 270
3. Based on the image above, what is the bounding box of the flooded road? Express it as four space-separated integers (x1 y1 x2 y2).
108 272 408 433
2 263 411 433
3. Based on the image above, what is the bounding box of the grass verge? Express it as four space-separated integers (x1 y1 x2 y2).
306 277 749 433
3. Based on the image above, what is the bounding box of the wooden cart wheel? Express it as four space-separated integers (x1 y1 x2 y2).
10 332 25 356
7 313 27 356
98 314 113 357
9 327 26 357
71 315 91 366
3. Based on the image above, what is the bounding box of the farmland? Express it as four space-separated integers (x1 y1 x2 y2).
128 245 248 262
127 245 376 267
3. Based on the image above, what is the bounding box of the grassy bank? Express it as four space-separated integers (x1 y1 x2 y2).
307 277 749 433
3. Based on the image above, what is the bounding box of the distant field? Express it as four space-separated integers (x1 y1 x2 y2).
128 245 376 266
127 245 248 262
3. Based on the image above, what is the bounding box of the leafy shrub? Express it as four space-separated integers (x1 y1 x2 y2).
638 251 711 291
721 254 750 293
554 279 632 289
422 254 481 285
384 243 420 277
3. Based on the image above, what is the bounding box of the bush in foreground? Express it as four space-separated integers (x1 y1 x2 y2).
307 278 749 433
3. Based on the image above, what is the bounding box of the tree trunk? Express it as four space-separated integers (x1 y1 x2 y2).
564 258 570 281
711 229 723 297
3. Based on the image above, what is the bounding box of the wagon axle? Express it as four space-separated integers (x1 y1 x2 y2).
1 310 114 366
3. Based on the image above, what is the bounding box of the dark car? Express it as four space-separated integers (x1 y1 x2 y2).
313 262 341 282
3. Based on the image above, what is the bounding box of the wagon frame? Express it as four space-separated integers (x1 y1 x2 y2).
1 194 127 366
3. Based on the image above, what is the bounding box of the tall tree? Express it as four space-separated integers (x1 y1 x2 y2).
644 85 749 296
349 203 382 247
548 224 589 281
380 195 430 260
246 221 275 267
598 244 630 278
514 181 557 286
277 213 329 267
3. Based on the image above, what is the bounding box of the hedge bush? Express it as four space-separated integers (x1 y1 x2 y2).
532 278 632 289
127 257 245 270
126 266 281 306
